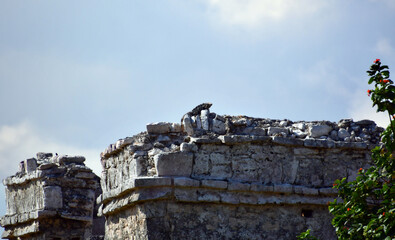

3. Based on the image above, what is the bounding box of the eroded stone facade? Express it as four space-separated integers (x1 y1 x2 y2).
1 153 103 239
97 104 382 239
105 202 335 240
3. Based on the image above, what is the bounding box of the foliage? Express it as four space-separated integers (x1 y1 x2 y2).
298 59 395 240
328 59 395 239
297 229 319 240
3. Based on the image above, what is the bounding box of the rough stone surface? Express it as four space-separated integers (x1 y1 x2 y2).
309 125 333 138
154 152 193 176
200 110 210 131
182 114 194 136
0 153 103 240
97 104 381 240
104 201 336 240
268 127 288 136
338 128 351 139
146 122 172 134
212 118 226 135
25 158 37 172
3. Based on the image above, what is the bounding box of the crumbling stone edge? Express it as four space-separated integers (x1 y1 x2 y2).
97 176 337 216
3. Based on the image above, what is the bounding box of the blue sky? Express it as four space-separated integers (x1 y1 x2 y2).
0 0 395 230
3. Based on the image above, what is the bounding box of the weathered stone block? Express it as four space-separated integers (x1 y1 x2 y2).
36 152 53 160
273 184 293 194
272 136 304 146
309 125 332 138
250 183 274 192
38 162 57 170
182 114 194 135
319 187 338 195
243 127 267 136
24 158 37 172
293 129 308 138
212 118 226 134
210 152 227 165
304 139 335 148
338 128 350 139
201 110 210 130
228 181 250 191
301 187 319 195
197 189 220 202
133 177 172 188
210 164 232 179
18 161 25 173
174 177 200 187
146 122 172 134
201 179 227 189
170 123 182 132
268 127 288 136
58 155 85 164
75 172 96 179
43 186 63 209
154 152 193 176
293 147 319 155
220 192 240 204
192 153 210 176
293 122 306 130
180 142 198 152
175 188 198 202
239 193 258 204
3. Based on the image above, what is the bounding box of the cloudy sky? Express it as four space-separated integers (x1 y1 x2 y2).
0 0 395 230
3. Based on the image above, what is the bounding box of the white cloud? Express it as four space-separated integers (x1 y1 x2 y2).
375 38 395 57
0 121 103 178
201 0 328 29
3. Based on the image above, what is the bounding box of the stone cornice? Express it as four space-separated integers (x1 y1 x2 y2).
98 177 337 216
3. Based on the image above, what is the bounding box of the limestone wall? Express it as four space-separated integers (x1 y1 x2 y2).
1 153 103 240
98 105 382 239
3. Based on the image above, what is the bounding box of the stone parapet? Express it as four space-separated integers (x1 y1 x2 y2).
98 104 378 239
100 131 374 196
1 153 103 240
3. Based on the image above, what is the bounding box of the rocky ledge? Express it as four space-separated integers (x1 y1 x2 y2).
101 103 383 158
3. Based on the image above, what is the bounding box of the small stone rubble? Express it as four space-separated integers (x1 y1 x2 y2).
1 153 104 240
98 104 381 240
101 105 382 159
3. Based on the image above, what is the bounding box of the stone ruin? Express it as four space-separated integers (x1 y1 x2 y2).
0 153 104 239
1 103 384 239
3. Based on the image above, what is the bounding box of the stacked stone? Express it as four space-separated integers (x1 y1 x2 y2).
98 105 382 240
101 111 382 162
182 110 382 144
0 153 103 240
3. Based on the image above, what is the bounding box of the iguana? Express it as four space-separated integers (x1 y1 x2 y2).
181 103 213 133
181 102 212 121
188 103 212 116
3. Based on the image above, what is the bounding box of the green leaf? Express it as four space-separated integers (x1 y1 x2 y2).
380 65 389 70
382 70 390 78
367 70 376 76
